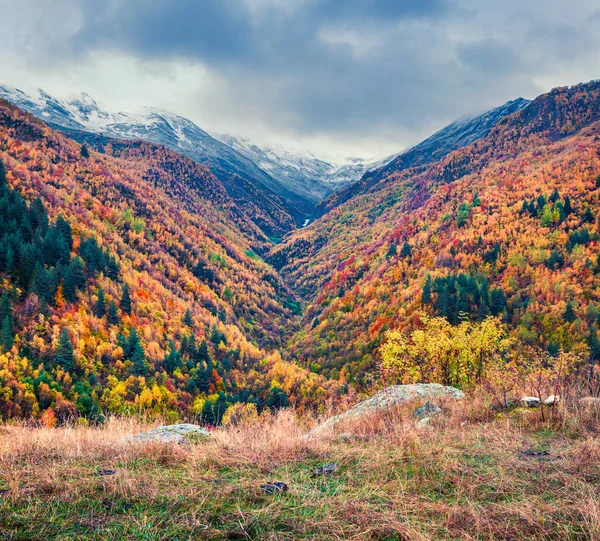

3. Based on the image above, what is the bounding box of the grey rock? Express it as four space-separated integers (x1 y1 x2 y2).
131 424 211 444
413 401 442 421
260 482 288 494
312 463 338 477
307 384 464 436
520 396 541 408
544 395 560 406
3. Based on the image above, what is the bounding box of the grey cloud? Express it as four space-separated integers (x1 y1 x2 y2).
2 0 600 156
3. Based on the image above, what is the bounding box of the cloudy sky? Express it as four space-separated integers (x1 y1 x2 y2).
2 0 600 160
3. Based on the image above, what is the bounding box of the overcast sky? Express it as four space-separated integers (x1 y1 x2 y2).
2 0 600 160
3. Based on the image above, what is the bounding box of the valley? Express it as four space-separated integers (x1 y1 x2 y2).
1 80 600 424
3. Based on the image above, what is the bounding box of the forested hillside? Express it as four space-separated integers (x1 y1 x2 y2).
0 100 336 423
272 81 600 383
4 80 600 422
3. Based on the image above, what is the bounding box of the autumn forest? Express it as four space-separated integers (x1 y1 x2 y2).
3 80 600 426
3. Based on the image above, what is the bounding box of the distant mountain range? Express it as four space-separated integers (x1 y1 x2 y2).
0 85 531 237
0 85 382 235
216 134 393 204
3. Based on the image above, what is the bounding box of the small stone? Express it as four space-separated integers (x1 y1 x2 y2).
413 401 442 421
312 463 338 477
96 469 116 476
520 396 541 408
260 482 288 494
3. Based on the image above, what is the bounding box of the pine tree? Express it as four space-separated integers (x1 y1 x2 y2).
56 329 74 371
55 216 73 251
80 144 90 158
94 288 106 318
386 243 397 259
422 275 432 305
63 257 86 303
183 308 193 327
564 301 576 323
564 195 573 216
213 392 228 425
0 315 13 352
0 291 12 330
400 242 412 258
197 339 210 364
107 300 120 325
267 386 290 410
489 288 507 316
201 399 215 426
128 328 147 376
120 284 132 315
588 326 600 361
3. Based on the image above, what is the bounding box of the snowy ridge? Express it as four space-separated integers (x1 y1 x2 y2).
0 84 381 210
216 133 395 202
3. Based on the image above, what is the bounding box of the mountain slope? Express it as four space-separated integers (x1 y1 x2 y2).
217 133 394 203
316 98 530 216
0 99 339 421
0 85 305 236
272 81 600 382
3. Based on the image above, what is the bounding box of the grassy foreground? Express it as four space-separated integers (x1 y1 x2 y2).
1 402 600 540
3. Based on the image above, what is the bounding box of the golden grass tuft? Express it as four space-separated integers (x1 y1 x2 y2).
2 400 600 539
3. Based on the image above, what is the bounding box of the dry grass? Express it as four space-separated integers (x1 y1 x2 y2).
2 403 600 540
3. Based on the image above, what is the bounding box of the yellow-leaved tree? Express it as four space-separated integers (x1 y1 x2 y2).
380 315 512 388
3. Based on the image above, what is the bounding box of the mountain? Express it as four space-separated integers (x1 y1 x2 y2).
0 85 307 236
216 133 394 204
0 99 338 421
316 97 531 216
270 81 600 382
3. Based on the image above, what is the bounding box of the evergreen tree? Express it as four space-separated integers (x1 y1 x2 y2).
210 324 226 346
0 291 12 330
36 267 58 304
201 399 215 425
94 288 106 318
107 300 120 325
62 257 86 303
80 144 90 158
0 315 13 352
588 326 600 361
56 328 74 371
213 392 228 425
267 386 290 410
120 284 132 315
563 301 576 323
183 308 193 327
400 242 412 258
386 243 397 259
197 339 210 364
55 216 73 251
564 195 573 216
422 275 432 305
127 328 147 376
163 340 182 373
489 288 507 316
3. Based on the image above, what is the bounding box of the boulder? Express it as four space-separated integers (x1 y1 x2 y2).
307 384 464 436
130 423 211 444
544 395 560 406
520 396 541 408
